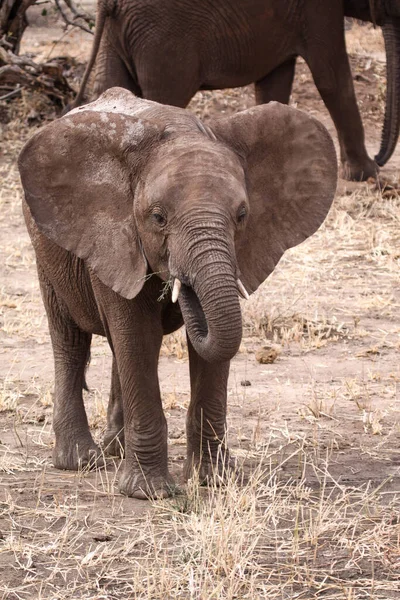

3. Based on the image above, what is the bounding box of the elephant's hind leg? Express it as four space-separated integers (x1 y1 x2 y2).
255 58 296 105
135 50 199 108
94 36 142 99
38 267 102 470
304 25 377 181
103 356 125 456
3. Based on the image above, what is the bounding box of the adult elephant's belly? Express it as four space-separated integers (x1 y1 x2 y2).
200 29 299 90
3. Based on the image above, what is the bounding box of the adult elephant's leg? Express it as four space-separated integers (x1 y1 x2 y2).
135 52 199 107
184 335 231 483
255 58 296 105
139 81 197 108
306 47 377 181
94 37 142 98
38 267 101 470
103 356 125 456
93 280 174 499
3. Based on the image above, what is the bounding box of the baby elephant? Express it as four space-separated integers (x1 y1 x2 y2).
19 88 337 499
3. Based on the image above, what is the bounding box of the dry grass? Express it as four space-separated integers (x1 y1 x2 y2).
241 184 400 350
0 439 399 599
345 22 384 55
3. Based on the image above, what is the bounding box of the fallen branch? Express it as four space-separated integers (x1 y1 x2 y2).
0 86 22 101
0 46 75 105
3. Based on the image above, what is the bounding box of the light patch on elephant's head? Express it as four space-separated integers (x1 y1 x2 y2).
69 87 157 120
120 120 145 145
63 118 101 135
64 108 145 146
68 88 148 144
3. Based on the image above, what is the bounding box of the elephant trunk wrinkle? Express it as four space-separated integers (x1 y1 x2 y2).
375 16 400 165
175 231 242 363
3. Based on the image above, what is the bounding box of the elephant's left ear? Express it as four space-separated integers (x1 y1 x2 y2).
209 103 337 294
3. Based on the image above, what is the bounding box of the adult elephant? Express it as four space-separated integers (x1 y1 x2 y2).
73 0 400 182
19 88 337 499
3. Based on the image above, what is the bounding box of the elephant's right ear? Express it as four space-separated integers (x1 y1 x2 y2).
19 111 161 299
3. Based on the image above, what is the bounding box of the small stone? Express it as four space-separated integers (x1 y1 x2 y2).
255 345 281 364
93 534 112 543
41 494 55 502
240 380 251 387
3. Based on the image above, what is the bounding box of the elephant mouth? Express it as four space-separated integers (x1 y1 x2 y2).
178 283 208 339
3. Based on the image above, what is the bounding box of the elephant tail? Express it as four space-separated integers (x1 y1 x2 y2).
72 0 116 109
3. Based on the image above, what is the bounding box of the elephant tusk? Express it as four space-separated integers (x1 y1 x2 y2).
171 278 181 303
237 279 250 300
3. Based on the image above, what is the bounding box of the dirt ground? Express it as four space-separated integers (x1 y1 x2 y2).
0 11 399 600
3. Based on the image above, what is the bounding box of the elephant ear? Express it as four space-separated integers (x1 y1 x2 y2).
210 102 337 294
19 105 161 299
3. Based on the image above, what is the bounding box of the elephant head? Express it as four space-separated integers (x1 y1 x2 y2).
345 0 400 166
19 88 337 363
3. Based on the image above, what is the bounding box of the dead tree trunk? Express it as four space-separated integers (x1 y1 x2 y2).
0 0 37 54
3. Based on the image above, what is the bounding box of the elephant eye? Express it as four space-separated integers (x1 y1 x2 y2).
151 210 167 227
237 205 247 224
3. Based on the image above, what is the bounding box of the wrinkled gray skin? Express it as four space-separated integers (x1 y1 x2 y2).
73 0 400 182
19 88 337 499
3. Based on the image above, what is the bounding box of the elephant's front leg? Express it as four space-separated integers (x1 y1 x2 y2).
116 337 175 498
184 336 231 483
99 290 175 499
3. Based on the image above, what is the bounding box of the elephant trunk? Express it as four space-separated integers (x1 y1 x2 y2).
174 222 243 363
375 16 400 166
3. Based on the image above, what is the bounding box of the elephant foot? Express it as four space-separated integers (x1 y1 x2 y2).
184 446 238 485
119 463 177 499
340 157 378 181
103 427 125 457
53 433 103 471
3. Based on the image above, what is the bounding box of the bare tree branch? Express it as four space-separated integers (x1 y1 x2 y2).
63 0 95 23
54 0 95 35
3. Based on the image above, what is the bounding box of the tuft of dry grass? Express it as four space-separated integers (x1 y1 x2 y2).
161 328 188 359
